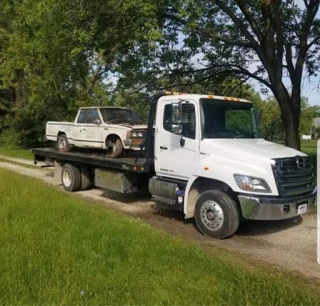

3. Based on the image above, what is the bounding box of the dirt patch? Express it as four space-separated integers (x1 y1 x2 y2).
0 155 319 280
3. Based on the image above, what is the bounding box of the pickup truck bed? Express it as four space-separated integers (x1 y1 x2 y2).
32 148 153 173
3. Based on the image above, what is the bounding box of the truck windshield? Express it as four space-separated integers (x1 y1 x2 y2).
200 99 257 139
99 108 142 124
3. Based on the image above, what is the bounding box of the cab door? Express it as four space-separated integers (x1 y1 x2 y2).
154 99 199 180
81 108 104 148
72 109 86 146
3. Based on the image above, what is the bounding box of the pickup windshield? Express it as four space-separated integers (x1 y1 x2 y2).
200 99 257 139
99 108 142 124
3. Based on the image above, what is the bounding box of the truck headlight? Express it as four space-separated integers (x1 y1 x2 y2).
233 174 271 193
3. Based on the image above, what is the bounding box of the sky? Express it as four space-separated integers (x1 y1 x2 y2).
249 74 320 106
300 76 320 106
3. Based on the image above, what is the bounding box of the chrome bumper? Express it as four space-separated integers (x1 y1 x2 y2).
123 138 144 149
238 188 316 220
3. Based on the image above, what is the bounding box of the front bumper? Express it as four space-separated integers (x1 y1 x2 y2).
238 188 316 220
123 138 144 150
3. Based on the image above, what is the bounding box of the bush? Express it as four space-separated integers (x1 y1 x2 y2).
0 128 20 147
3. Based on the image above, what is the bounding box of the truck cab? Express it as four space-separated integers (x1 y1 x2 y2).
149 93 316 238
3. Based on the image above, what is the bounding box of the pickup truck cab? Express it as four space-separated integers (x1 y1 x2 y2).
45 107 147 157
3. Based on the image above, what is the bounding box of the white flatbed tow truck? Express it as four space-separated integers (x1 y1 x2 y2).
32 92 316 239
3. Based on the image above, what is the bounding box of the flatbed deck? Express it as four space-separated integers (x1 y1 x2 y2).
32 148 153 173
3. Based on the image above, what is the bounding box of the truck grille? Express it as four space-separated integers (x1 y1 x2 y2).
272 156 315 197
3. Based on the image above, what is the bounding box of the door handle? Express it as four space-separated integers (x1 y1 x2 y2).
160 146 168 150
82 128 86 131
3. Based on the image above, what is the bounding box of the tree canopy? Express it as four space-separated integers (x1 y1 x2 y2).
0 0 164 145
0 0 319 149
155 0 320 149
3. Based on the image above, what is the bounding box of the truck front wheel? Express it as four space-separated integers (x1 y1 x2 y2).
61 163 81 191
195 190 239 239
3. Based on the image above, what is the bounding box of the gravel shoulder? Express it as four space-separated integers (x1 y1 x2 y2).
0 155 319 280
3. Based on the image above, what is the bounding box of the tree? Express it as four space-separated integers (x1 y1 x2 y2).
254 96 320 142
255 97 284 141
161 0 320 149
0 0 164 146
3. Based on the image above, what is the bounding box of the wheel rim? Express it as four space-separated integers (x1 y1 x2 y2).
62 169 72 187
59 137 66 148
200 200 224 231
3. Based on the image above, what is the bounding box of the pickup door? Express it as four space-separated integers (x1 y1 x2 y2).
74 108 104 148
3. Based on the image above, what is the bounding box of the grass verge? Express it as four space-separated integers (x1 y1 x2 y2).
0 147 33 160
0 168 319 305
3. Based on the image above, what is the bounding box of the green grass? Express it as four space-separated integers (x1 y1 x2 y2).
0 168 320 305
0 146 33 160
301 139 317 148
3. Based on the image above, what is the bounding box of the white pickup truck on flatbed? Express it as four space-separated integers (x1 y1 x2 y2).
45 107 147 157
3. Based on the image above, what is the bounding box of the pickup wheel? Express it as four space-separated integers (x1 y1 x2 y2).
195 190 239 239
106 137 123 158
61 163 81 192
57 134 71 152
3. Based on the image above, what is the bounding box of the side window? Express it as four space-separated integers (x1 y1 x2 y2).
163 105 173 132
86 109 99 124
181 104 196 139
163 104 196 139
77 110 86 123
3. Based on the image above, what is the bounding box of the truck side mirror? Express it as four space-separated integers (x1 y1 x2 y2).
171 102 182 124
171 124 182 134
171 101 185 147
171 101 183 136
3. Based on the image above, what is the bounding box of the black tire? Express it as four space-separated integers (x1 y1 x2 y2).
61 163 81 192
106 137 123 158
195 190 240 239
57 134 71 152
80 165 93 190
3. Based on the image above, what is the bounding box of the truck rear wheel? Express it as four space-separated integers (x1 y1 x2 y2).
195 190 239 239
57 134 71 152
61 163 81 191
106 137 123 158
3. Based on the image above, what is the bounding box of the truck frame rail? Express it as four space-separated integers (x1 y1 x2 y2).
32 148 153 173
